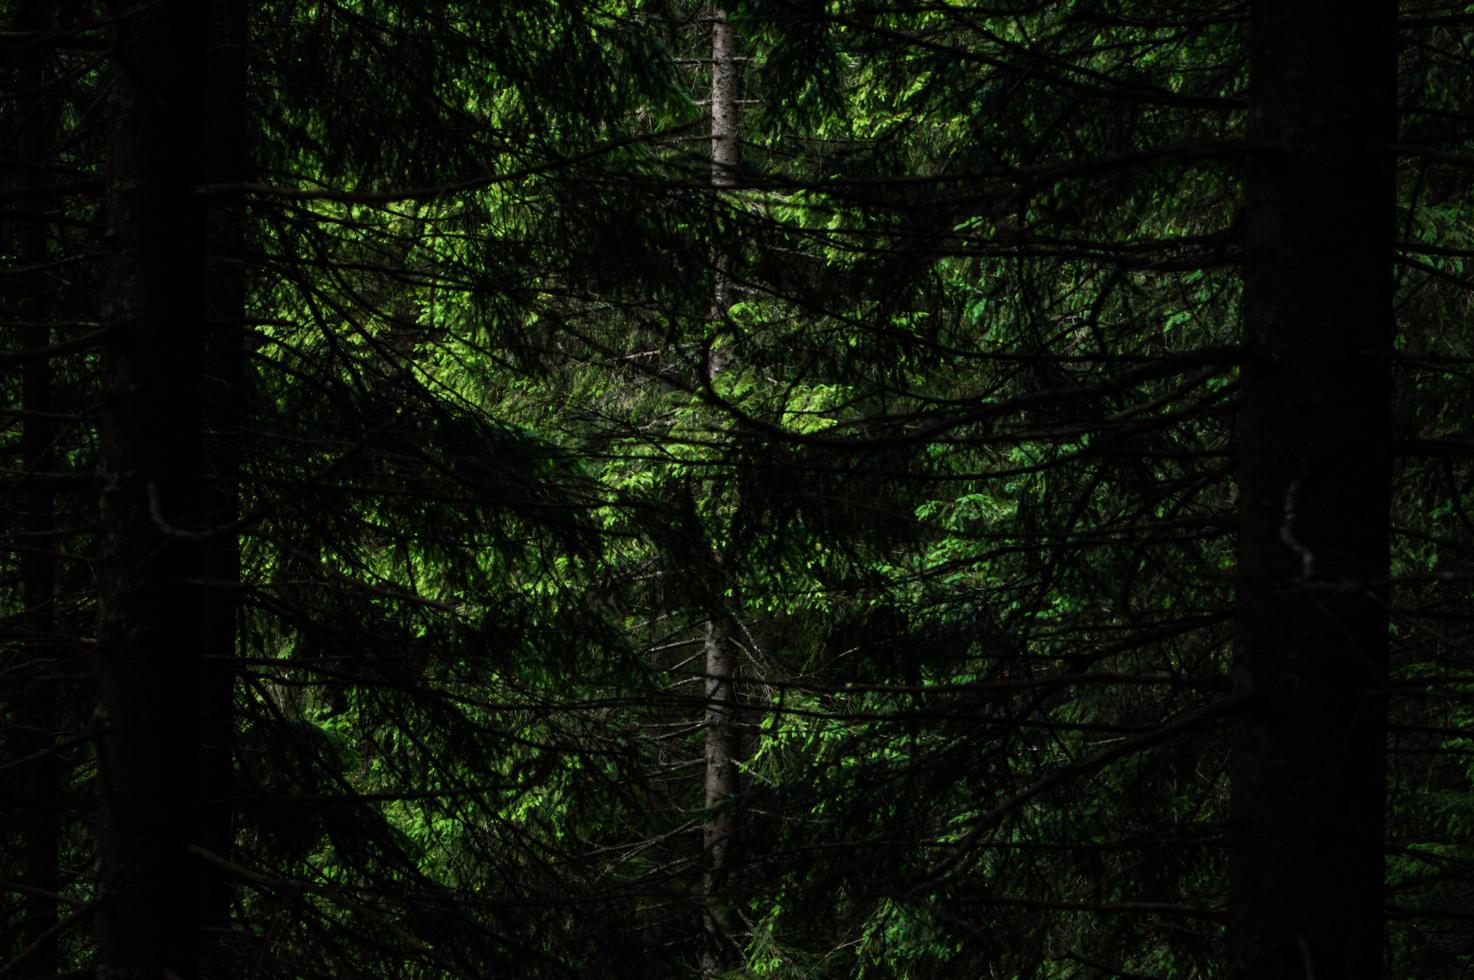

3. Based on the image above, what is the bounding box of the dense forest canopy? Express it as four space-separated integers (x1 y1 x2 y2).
3 1 1473 977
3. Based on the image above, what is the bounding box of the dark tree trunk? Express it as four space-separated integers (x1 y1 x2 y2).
200 0 249 974
1229 2 1396 977
701 615 741 976
94 2 212 976
10 0 60 972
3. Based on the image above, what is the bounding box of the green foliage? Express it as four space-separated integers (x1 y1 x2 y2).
5 2 1473 977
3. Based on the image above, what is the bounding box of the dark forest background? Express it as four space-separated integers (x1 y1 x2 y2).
3 1 1474 977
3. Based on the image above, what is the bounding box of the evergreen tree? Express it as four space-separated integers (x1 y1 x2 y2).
4 2 1474 976
1229 3 1395 975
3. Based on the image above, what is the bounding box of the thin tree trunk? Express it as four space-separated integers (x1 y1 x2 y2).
94 2 212 976
701 615 741 975
11 0 60 971
1229 3 1395 977
705 5 740 378
701 10 743 976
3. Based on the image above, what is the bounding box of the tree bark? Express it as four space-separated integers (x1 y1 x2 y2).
94 3 212 976
701 615 742 976
701 12 743 975
199 1 249 974
1229 2 1396 977
705 6 740 379
10 0 60 971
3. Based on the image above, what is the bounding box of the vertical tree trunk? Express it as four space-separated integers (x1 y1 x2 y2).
701 615 741 975
11 0 59 971
95 2 212 976
200 1 249 973
1229 3 1395 977
705 5 740 378
701 9 742 976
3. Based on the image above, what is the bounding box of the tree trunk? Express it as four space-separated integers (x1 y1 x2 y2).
10 0 60 971
1229 3 1395 977
701 12 743 975
701 615 742 975
94 3 212 976
705 6 740 378
199 0 249 974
